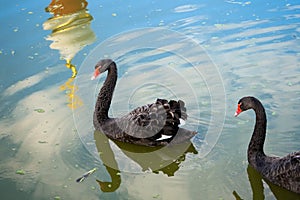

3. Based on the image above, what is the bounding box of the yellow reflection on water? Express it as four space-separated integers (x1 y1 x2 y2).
65 59 77 78
59 75 83 109
43 0 96 78
43 0 96 109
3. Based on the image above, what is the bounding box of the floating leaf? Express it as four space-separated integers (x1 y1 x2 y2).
16 169 25 175
201 101 209 105
214 24 224 28
34 108 45 113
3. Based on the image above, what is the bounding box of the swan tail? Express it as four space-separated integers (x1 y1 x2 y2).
155 98 188 136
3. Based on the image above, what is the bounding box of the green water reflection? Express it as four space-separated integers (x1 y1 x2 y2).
94 130 197 192
233 165 300 200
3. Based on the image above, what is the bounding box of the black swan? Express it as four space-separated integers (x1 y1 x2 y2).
235 96 300 194
91 59 197 147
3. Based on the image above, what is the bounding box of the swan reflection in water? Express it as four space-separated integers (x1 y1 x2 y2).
93 130 198 192
233 165 300 200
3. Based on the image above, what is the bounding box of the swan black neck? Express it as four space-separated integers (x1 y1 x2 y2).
95 62 117 122
248 98 267 163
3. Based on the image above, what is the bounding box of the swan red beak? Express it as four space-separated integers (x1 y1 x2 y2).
91 66 101 80
234 103 242 117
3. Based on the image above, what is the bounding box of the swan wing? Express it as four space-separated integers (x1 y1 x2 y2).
117 99 188 140
264 151 300 192
277 152 300 176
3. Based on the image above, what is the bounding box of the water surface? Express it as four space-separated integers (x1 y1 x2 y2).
1 0 300 199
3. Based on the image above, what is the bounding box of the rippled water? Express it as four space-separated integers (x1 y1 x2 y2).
1 0 300 199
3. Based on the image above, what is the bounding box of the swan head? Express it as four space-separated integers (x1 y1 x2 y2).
91 59 115 80
235 96 257 116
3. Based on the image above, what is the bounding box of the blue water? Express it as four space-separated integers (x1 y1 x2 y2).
1 0 300 199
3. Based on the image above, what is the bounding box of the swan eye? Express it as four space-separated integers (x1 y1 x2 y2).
238 103 243 110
